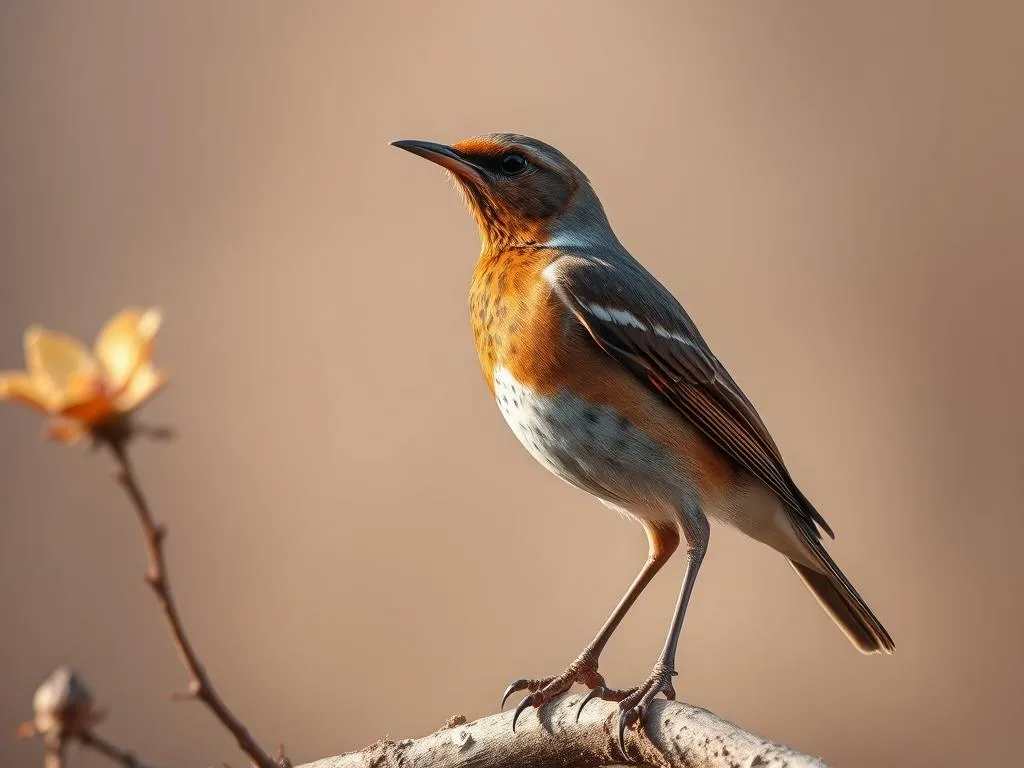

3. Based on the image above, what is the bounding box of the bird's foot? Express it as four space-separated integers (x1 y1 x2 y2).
571 661 676 754
500 651 606 731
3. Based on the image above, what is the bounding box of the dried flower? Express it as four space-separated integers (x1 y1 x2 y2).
0 308 167 442
17 667 104 739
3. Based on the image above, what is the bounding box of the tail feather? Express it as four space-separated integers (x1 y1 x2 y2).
789 544 894 654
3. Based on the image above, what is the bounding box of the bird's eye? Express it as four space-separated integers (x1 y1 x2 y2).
499 153 528 175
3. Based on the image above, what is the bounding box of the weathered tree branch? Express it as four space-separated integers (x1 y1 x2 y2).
300 693 827 768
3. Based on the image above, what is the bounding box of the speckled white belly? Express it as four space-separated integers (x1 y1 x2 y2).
492 364 686 523
490 366 813 559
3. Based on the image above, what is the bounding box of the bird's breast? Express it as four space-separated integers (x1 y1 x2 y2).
468 247 569 395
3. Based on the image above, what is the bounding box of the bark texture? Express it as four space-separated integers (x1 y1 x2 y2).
300 693 828 768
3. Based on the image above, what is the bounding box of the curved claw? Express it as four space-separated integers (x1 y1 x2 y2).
511 694 535 733
616 707 635 755
617 704 648 754
500 679 530 710
575 686 606 723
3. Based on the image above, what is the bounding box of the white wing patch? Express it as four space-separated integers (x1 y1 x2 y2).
653 324 702 351
584 304 648 331
543 255 710 373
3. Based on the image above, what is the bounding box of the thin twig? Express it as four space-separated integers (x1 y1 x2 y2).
106 435 276 768
43 731 66 768
77 729 157 768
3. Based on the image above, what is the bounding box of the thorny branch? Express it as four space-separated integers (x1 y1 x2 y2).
104 433 278 768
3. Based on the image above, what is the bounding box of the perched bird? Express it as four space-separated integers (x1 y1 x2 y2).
392 134 893 743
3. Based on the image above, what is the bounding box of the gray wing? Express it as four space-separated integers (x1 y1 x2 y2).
547 254 834 541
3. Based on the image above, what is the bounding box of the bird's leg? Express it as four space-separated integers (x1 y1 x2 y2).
611 508 710 753
502 522 679 729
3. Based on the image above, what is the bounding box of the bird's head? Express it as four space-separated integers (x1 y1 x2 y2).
392 133 615 252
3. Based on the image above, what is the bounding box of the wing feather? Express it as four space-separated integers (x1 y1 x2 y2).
549 254 834 540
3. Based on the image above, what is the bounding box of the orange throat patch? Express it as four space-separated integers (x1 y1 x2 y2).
468 246 567 394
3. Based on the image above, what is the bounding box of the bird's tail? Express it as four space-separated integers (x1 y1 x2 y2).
789 542 894 654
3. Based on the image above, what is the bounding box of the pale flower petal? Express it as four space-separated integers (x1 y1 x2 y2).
94 308 161 390
25 326 99 395
0 371 55 413
137 308 162 341
114 363 167 413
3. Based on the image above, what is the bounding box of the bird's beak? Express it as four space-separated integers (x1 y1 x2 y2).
391 139 486 184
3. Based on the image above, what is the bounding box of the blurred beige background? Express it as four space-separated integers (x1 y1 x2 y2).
1 2 1022 766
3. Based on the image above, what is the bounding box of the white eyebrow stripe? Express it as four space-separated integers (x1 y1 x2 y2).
585 304 648 330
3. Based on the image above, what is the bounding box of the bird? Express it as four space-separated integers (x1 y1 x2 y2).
392 133 893 746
